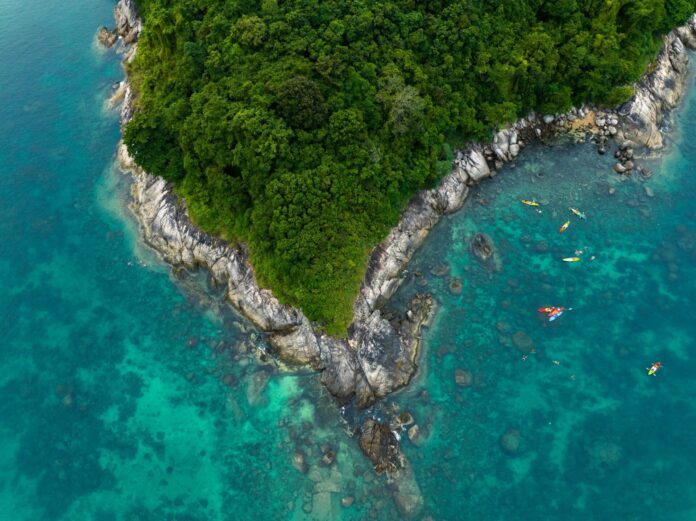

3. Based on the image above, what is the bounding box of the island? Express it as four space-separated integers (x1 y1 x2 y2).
102 0 696 408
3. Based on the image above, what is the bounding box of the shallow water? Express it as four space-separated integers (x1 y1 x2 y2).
2 1 696 520
0 2 395 520
389 100 696 519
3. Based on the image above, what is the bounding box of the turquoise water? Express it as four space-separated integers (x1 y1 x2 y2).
0 2 393 520
2 1 696 520
389 101 696 517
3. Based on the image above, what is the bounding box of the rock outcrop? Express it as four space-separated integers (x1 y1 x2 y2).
114 0 141 44
104 0 696 409
358 419 400 474
125 150 437 405
97 26 118 48
618 31 693 148
471 232 499 272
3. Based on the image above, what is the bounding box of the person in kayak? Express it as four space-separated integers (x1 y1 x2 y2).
647 361 662 376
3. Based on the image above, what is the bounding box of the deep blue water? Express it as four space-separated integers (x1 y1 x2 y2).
1 1 695 520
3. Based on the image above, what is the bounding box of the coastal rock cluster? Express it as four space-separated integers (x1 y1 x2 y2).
124 157 435 407
356 14 696 355
104 0 696 413
97 0 140 48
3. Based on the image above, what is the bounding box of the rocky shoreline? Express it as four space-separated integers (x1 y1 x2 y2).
104 1 696 411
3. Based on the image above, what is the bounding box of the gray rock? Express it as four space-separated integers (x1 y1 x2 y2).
470 233 500 271
97 26 118 48
619 31 691 148
454 368 472 387
341 496 354 508
114 0 141 43
614 163 627 174
397 412 415 428
644 186 655 198
676 15 696 49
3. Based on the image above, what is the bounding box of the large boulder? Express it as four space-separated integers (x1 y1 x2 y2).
359 420 400 474
97 26 118 48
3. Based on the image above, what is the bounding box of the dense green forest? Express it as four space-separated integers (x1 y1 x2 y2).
125 0 696 334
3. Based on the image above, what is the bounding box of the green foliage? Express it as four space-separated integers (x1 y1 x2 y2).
127 0 696 334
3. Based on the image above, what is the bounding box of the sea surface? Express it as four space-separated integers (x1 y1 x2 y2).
1 1 695 520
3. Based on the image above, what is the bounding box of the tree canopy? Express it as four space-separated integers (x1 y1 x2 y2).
126 0 696 334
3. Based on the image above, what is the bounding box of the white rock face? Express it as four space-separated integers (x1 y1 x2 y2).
618 28 694 148
114 0 141 43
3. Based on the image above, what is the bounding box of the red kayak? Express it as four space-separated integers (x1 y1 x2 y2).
538 307 564 314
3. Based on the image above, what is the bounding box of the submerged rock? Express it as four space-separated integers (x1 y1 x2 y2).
454 368 473 387
449 277 463 295
246 371 270 406
471 233 493 262
588 440 622 466
389 458 424 518
292 451 308 473
512 331 534 353
500 428 522 455
471 232 502 272
429 263 450 277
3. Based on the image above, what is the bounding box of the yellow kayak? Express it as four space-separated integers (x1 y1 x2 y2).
559 221 570 233
521 199 540 207
562 257 581 262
